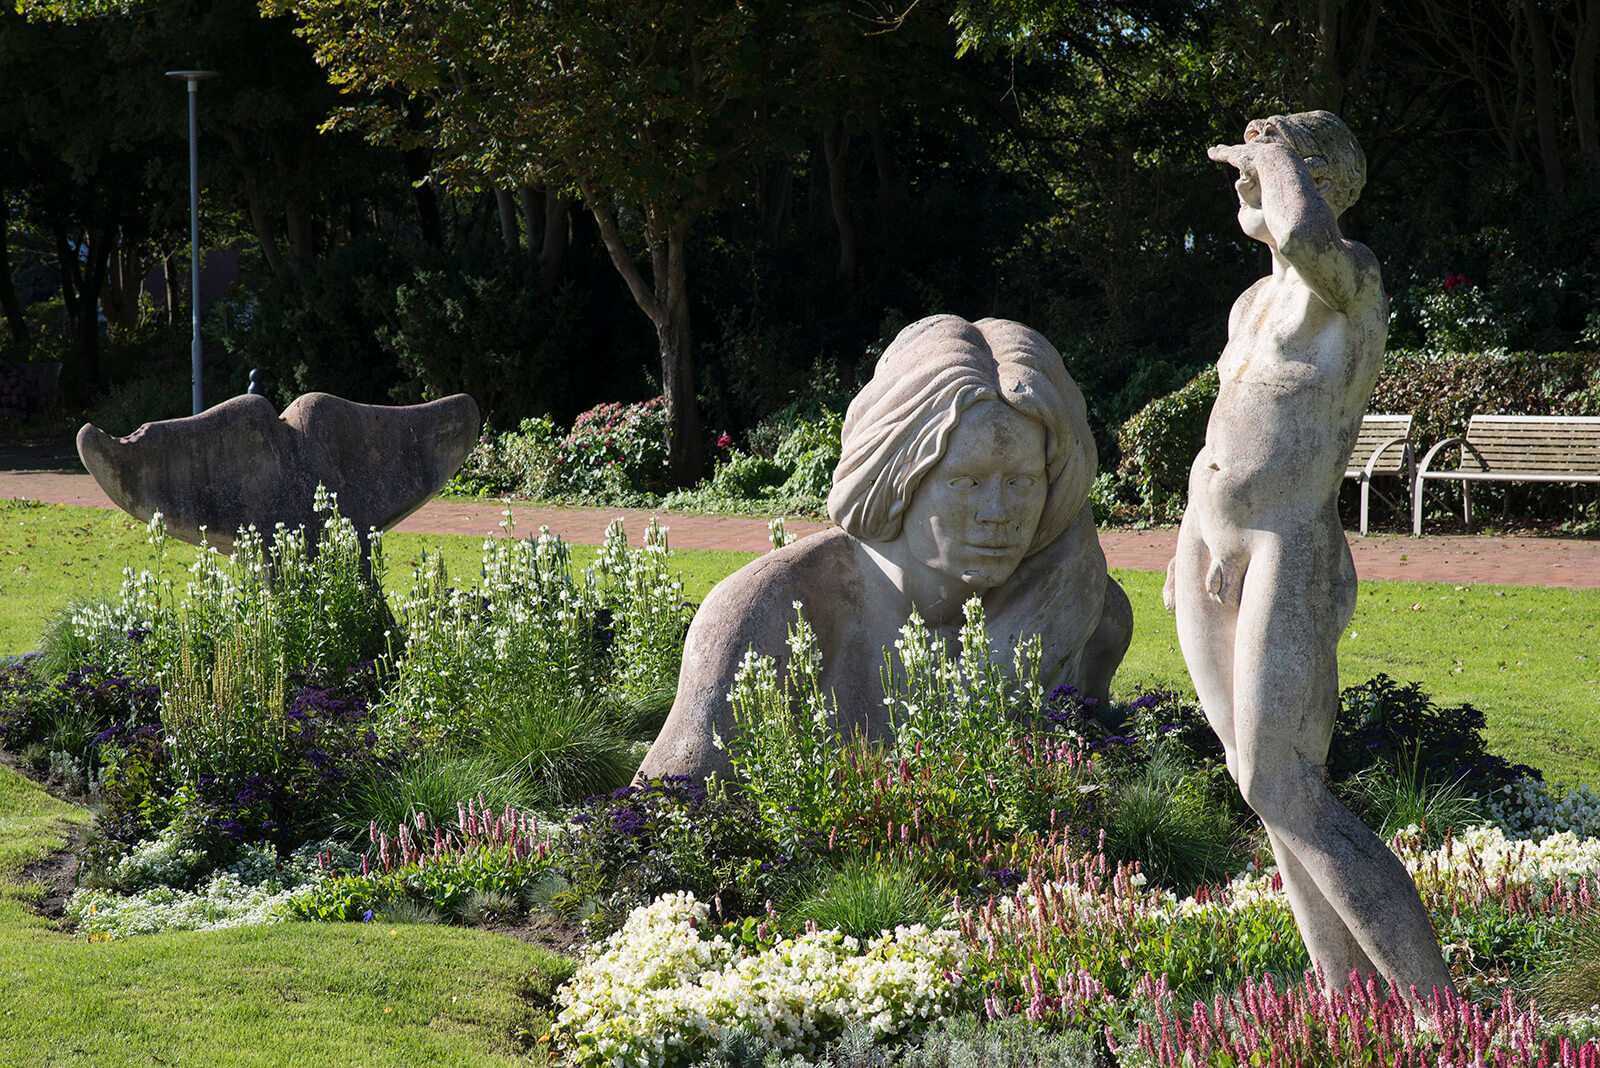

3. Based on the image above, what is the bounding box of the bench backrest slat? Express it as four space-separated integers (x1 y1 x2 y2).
1463 415 1600 474
1345 414 1414 475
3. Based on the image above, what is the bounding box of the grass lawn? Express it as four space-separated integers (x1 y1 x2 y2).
3 498 1596 785
0 761 573 1066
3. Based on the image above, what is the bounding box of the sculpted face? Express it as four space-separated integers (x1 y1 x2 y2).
899 400 1048 596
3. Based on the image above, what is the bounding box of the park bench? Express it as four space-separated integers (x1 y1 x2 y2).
1411 414 1600 536
1344 414 1415 535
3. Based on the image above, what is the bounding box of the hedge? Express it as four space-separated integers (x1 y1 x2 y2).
1114 349 1600 524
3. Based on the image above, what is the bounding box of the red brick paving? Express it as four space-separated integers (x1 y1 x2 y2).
4 441 1597 589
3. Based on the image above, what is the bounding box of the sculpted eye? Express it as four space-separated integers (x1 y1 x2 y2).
948 476 978 490
1008 475 1039 489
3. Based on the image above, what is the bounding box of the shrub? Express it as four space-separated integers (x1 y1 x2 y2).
772 409 843 498
1115 365 1217 524
1370 350 1600 453
379 254 585 421
555 398 672 498
445 416 563 498
708 449 787 498
553 777 789 932
1327 674 1537 796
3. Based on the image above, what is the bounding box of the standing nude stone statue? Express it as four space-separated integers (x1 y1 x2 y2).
1165 111 1454 1000
638 315 1133 783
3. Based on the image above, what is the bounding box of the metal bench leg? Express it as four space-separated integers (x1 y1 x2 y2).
1462 481 1472 534
1358 472 1371 536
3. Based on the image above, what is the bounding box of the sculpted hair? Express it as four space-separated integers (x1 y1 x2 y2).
827 314 1096 556
1247 110 1366 216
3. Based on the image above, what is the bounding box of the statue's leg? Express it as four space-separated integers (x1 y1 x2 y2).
1172 520 1239 765
1228 536 1454 1001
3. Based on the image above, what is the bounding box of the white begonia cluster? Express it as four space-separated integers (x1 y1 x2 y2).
1399 823 1600 895
553 892 969 1068
1486 776 1600 841
1146 823 1600 923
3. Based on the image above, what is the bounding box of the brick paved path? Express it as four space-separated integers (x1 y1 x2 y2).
4 439 1597 589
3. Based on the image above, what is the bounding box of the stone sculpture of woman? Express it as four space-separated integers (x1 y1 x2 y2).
1166 111 1455 1000
637 314 1133 782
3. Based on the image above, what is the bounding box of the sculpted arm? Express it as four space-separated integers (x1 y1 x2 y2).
1208 139 1378 315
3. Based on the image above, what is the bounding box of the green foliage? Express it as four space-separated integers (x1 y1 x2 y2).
1328 674 1535 796
292 805 552 923
1338 755 1485 847
1101 753 1244 896
553 776 790 933
1531 912 1600 1015
446 416 563 498
1387 225 1586 355
379 254 587 420
726 600 1101 886
785 856 945 944
1368 350 1600 453
689 1013 1100 1068
554 398 672 499
376 516 687 744
478 694 637 807
1115 365 1218 524
335 752 543 843
771 409 843 499
708 450 787 499
225 238 412 406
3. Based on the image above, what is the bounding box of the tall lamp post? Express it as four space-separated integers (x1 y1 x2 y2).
166 69 218 415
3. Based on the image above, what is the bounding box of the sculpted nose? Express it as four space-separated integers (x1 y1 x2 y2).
975 480 1008 522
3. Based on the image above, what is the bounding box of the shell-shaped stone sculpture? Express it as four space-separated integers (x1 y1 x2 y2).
77 392 481 553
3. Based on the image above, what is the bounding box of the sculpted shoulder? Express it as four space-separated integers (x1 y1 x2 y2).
690 527 869 637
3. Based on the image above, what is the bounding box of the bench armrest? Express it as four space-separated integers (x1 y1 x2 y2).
1362 436 1415 480
1415 435 1481 478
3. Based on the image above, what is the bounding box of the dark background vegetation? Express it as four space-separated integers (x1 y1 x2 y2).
2 0 1597 485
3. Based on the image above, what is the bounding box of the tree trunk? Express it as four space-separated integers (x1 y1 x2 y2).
659 216 701 488
581 186 703 487
286 201 316 267
403 147 445 249
1572 0 1600 178
539 195 571 297
518 186 542 259
58 225 113 403
163 253 180 326
822 122 858 285
100 232 147 332
868 114 899 204
1309 0 1345 113
0 198 29 347
494 186 519 253
1523 0 1566 196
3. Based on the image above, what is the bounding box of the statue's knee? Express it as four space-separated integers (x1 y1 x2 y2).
1236 766 1314 827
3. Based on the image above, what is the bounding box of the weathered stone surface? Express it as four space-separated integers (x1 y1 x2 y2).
77 391 480 552
1165 111 1454 1000
638 314 1131 783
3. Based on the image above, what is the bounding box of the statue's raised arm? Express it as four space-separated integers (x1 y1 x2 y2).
1207 112 1380 319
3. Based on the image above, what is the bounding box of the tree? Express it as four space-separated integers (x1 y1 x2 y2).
275 0 907 485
